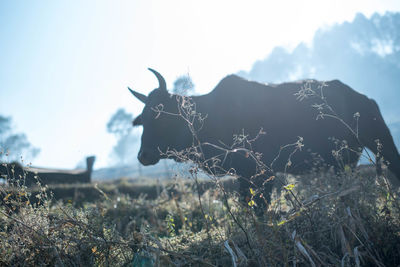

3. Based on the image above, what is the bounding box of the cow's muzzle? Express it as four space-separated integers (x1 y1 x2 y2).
138 150 160 166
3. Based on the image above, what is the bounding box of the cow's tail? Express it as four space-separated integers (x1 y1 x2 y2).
86 156 96 182
360 99 400 183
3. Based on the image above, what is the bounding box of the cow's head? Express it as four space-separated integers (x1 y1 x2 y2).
129 68 190 166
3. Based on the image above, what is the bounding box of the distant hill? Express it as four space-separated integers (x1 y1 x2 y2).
92 159 196 181
93 160 170 180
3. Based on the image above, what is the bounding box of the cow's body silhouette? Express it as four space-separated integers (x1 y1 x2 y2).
129 69 400 205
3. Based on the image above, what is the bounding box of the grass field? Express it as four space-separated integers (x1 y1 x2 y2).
0 165 399 266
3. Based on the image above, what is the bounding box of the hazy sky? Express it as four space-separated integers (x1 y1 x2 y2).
1 0 400 169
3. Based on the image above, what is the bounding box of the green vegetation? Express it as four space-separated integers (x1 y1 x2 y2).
0 166 399 266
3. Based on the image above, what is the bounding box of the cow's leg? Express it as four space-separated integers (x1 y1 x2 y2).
376 153 382 177
360 99 400 181
361 122 400 180
238 176 251 204
244 175 274 216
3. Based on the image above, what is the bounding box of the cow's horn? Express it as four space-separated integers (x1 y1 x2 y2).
128 87 147 103
148 68 167 92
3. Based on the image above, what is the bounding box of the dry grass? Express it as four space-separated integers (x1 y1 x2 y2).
0 164 399 266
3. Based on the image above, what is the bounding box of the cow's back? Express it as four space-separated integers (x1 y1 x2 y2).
197 76 368 174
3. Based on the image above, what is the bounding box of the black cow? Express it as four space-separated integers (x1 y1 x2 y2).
129 68 400 205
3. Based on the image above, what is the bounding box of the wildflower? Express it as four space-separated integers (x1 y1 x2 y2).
278 220 286 226
249 188 256 196
248 200 256 207
284 184 295 191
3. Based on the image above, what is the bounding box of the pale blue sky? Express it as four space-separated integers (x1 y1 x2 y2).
1 0 400 169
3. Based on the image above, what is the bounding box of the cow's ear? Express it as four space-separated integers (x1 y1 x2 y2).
133 115 142 126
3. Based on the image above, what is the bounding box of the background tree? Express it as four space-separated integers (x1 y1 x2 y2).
107 108 138 166
172 74 195 95
107 108 133 138
0 115 40 162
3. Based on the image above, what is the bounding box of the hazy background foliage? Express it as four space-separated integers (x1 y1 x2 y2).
0 115 39 163
238 12 400 135
172 74 195 95
107 108 139 166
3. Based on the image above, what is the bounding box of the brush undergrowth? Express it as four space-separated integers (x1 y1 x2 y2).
0 164 399 266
